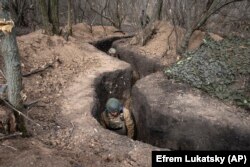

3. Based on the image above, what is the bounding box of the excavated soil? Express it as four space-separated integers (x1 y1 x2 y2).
0 21 227 166
0 24 161 167
111 22 223 78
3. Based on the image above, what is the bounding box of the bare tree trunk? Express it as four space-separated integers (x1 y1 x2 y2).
155 0 163 21
9 0 30 27
78 0 84 22
177 28 194 54
61 0 72 40
114 0 123 29
134 0 163 46
72 0 78 24
67 0 72 35
38 0 53 35
9 0 18 24
177 0 243 54
100 0 109 35
0 0 26 134
49 0 60 35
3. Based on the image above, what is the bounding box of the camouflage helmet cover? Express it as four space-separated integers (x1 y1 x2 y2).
106 98 123 113
108 48 116 55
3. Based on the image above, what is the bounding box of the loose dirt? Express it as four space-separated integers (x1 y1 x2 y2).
0 23 156 167
0 22 222 167
126 21 223 68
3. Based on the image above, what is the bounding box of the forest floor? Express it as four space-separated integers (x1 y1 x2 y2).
0 22 222 167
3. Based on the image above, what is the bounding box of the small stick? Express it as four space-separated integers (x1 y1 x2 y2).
22 58 60 77
22 63 53 77
2 99 41 127
0 132 22 140
1 144 18 151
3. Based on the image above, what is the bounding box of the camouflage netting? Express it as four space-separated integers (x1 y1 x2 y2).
165 36 250 110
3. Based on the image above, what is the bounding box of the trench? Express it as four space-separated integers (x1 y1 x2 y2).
91 36 167 148
90 36 250 151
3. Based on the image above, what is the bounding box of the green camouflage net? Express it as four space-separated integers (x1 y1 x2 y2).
165 36 250 110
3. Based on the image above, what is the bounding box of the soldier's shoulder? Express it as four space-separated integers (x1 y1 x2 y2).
123 107 131 116
123 107 129 112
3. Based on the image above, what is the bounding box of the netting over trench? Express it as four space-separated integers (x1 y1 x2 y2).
166 36 250 109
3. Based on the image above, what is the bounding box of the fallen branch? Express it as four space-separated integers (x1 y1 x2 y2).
0 132 22 140
2 99 41 127
22 63 53 77
22 58 60 77
1 143 18 151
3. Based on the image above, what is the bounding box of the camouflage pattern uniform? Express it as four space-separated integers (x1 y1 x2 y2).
100 98 135 139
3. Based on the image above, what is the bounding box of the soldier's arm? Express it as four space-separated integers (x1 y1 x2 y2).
123 108 135 139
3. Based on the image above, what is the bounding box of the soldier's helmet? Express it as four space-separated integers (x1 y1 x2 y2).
106 98 123 113
108 48 116 55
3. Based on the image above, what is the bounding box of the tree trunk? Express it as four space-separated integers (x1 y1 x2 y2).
177 0 243 55
0 0 26 134
155 0 163 21
135 0 163 46
63 0 72 40
49 0 60 35
38 0 53 35
176 28 194 54
72 0 78 24
9 0 18 24
68 0 72 34
78 0 84 22
9 0 28 26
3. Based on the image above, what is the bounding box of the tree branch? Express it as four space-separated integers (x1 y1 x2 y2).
196 0 244 30
209 0 244 19
0 132 22 140
86 0 117 28
22 58 59 77
2 99 41 127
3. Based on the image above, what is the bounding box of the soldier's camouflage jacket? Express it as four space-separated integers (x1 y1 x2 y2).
100 107 135 139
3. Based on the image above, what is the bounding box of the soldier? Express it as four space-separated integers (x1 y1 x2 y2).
100 98 135 139
108 47 120 58
139 10 150 29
